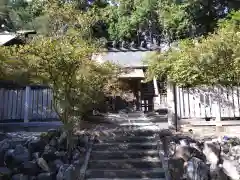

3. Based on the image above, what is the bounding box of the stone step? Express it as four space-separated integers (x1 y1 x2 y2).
90 150 159 160
95 130 157 137
87 178 165 180
85 168 165 179
97 136 158 143
88 158 162 169
119 123 156 126
92 142 158 151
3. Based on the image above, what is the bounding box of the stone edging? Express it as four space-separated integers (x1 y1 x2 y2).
157 140 170 180
79 135 94 180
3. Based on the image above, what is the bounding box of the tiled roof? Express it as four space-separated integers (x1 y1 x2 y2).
92 43 171 68
93 51 153 68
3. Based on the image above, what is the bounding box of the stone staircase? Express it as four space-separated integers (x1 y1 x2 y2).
85 127 166 179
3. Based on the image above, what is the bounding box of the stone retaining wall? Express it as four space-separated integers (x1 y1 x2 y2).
180 124 240 138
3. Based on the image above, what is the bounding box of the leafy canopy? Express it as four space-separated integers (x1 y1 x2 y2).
147 11 240 87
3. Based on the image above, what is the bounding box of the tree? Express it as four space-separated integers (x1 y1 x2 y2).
147 11 240 87
147 11 240 125
0 1 123 149
0 31 121 149
102 0 240 42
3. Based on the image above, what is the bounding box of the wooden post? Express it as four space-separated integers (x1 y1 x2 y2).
167 82 178 130
24 86 30 123
136 80 141 111
153 77 159 95
216 86 222 121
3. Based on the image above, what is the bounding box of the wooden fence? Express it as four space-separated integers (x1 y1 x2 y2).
176 86 240 119
0 87 58 122
2 84 240 122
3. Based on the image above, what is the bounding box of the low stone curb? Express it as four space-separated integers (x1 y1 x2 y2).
79 135 94 180
157 139 170 180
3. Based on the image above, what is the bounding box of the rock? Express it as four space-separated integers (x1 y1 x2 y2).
47 129 61 139
174 145 206 162
56 164 69 180
42 145 57 162
49 138 58 148
39 133 50 143
37 172 55 180
58 132 67 150
229 137 240 146
14 144 30 161
54 159 64 170
0 132 7 141
4 145 29 169
63 164 77 180
56 164 78 180
49 159 64 172
221 155 240 180
230 145 240 155
72 149 80 161
37 158 50 172
55 151 68 163
185 157 209 180
32 152 40 160
73 160 82 166
159 129 172 139
221 142 230 154
28 138 46 154
180 139 190 146
76 135 88 148
0 167 11 179
203 141 221 169
19 161 40 176
209 166 229 180
11 174 28 180
189 141 204 152
0 139 12 166
4 149 15 168
168 157 185 180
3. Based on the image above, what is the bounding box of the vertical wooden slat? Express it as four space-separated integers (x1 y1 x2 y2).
182 88 186 118
6 90 10 119
192 88 196 117
16 90 20 119
221 86 227 117
199 89 205 118
46 89 49 118
177 87 182 119
233 86 239 117
28 89 32 120
187 88 191 118
188 88 194 118
237 86 240 116
19 90 24 119
184 88 190 118
0 89 4 120
32 89 36 119
228 86 234 117
232 86 236 117
3 90 8 120
208 87 213 118
11 90 16 120
42 89 46 119
21 89 25 119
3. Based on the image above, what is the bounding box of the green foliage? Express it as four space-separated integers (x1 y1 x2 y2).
103 0 240 42
1 34 118 122
2 0 239 42
147 11 240 87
